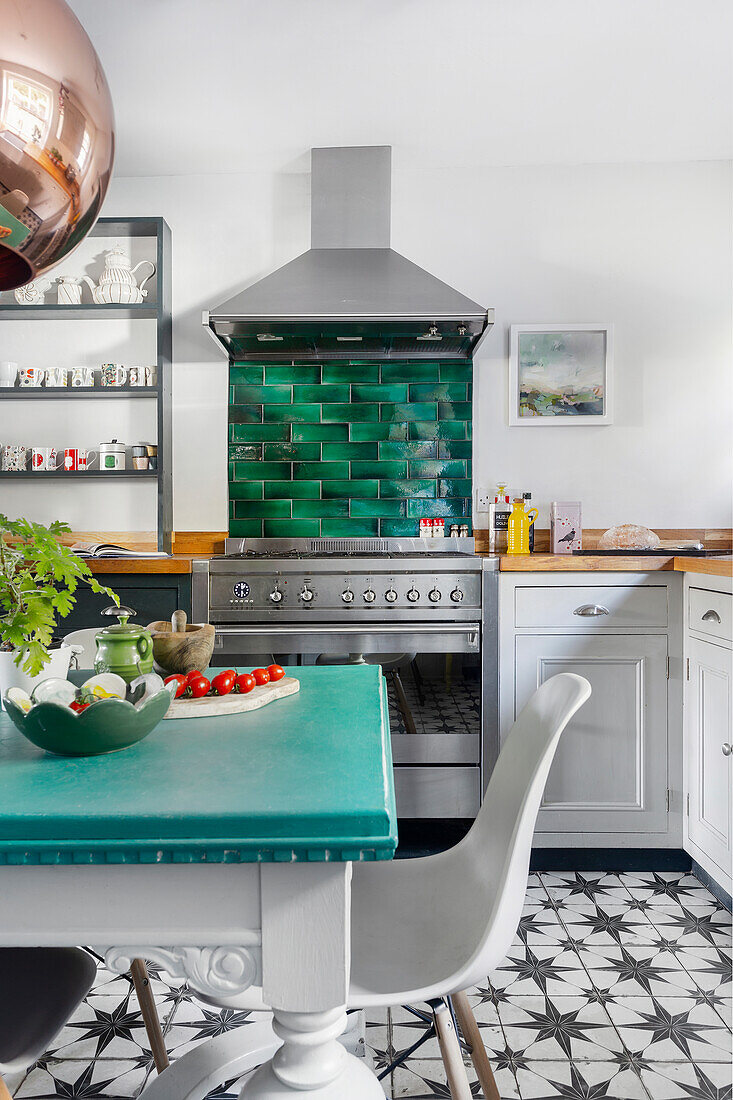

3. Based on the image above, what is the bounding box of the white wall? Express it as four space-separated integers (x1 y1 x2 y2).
93 158 731 534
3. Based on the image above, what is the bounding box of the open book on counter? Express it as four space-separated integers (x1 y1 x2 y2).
71 543 169 559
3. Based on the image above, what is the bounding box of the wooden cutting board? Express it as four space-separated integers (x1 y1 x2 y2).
163 676 300 719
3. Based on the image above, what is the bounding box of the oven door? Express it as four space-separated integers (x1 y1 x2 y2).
214 622 482 817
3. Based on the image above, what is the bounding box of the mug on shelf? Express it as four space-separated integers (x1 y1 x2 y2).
98 440 127 471
56 277 83 305
18 367 43 387
100 363 127 388
132 444 149 470
63 447 97 471
128 366 145 387
0 361 18 388
70 366 95 388
31 447 62 471
45 367 68 388
144 365 156 387
2 444 27 471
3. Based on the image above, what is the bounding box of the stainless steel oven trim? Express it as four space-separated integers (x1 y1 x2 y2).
213 622 480 654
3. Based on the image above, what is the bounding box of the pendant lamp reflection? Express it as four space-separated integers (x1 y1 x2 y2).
0 0 115 291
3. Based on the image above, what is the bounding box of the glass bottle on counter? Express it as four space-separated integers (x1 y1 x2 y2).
523 491 535 551
488 483 511 553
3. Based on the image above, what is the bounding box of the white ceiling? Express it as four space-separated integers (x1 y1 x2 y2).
68 0 733 177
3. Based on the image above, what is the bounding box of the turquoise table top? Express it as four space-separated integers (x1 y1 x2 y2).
0 665 397 865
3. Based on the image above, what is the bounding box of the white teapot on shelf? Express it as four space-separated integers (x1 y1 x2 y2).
81 244 156 305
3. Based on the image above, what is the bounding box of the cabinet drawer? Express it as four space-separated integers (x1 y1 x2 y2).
689 588 732 644
393 767 480 818
515 585 668 630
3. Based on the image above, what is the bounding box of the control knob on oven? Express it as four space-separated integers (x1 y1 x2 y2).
341 589 354 604
450 587 464 603
269 586 283 603
406 587 420 603
428 587 442 603
299 585 314 603
384 588 398 603
363 588 376 603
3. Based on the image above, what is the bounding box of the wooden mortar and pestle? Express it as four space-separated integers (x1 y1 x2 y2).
146 610 215 675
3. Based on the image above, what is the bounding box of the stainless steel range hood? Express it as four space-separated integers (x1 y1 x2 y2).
204 146 493 361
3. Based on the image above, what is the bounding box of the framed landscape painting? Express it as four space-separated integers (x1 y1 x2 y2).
509 324 613 425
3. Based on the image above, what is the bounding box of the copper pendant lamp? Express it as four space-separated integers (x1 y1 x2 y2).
0 0 115 291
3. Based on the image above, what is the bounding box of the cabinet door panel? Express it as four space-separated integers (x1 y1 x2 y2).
514 634 668 833
687 637 732 874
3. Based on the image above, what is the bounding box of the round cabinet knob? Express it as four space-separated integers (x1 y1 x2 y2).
450 587 464 603
428 587 442 603
363 589 376 603
385 588 398 603
722 743 733 757
342 589 354 604
406 587 420 603
299 586 314 603
269 587 283 604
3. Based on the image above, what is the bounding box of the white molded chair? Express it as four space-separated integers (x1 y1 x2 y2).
139 672 591 1100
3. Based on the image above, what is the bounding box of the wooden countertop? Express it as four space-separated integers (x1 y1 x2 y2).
495 554 732 577
86 555 204 574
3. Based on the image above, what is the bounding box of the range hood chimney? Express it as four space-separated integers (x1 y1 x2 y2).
204 146 493 361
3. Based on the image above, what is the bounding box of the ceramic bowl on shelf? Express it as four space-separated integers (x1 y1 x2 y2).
2 688 172 756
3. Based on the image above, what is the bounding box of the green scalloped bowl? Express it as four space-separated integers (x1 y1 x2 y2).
3 689 172 756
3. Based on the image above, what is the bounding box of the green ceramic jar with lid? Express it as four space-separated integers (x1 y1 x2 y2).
94 605 154 682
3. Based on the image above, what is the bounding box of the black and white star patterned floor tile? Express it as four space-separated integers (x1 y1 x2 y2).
4 871 731 1099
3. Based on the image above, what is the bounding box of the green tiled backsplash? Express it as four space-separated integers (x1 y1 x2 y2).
228 361 473 538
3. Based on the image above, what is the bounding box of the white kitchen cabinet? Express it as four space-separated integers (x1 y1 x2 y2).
684 578 732 894
499 573 682 848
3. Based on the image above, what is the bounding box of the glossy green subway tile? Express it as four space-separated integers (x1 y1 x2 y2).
320 518 379 537
293 461 350 480
439 479 472 498
381 363 439 383
349 499 406 519
379 479 436 498
264 442 321 461
233 385 292 404
350 384 408 403
229 480 264 500
228 461 234 482
233 500 291 519
408 460 467 479
230 365 265 384
265 364 321 384
408 420 466 440
292 423 348 442
407 498 469 519
438 439 472 460
408 383 467 402
378 440 437 460
322 363 379 383
263 404 321 423
321 403 379 423
438 363 473 383
229 519 263 537
230 423 290 443
438 401 472 421
349 423 408 442
322 480 378 499
293 384 350 403
233 460 291 481
264 480 321 499
379 519 419 537
467 421 472 439
228 444 262 461
321 442 378 461
263 519 321 537
292 499 349 518
229 405 263 424
351 460 407 480
380 402 437 422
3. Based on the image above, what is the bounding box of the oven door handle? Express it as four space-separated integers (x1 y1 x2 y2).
213 623 481 637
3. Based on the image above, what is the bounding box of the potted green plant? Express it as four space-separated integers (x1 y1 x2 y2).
0 514 118 700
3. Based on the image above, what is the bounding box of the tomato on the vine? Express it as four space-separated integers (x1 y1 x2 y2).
211 670 236 696
164 674 187 699
252 668 270 686
234 672 256 695
186 674 210 698
267 664 285 682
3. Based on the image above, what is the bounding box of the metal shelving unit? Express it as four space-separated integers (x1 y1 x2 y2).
0 216 173 552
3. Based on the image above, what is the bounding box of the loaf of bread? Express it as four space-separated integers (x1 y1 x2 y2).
598 524 661 550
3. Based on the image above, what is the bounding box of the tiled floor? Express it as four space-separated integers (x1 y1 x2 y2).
5 872 731 1099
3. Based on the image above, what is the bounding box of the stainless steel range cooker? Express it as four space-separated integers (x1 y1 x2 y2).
192 538 498 820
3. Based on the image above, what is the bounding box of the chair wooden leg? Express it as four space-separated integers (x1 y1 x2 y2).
0 1074 12 1100
452 990 501 1100
432 999 473 1100
130 958 170 1074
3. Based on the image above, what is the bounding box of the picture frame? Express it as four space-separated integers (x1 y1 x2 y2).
509 323 613 426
